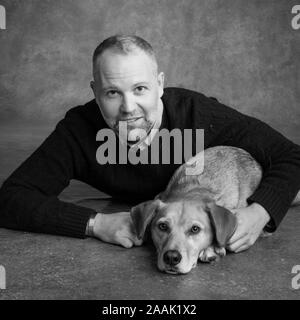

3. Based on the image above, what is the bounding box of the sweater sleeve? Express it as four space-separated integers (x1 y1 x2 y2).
219 116 300 232
0 114 97 238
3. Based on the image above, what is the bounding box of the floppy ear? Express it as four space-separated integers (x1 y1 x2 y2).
130 199 162 240
206 202 237 247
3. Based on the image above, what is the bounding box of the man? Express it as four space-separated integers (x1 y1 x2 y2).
0 35 300 253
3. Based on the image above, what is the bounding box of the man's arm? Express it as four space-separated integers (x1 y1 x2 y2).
223 116 300 231
217 116 300 251
0 112 142 247
0 117 96 238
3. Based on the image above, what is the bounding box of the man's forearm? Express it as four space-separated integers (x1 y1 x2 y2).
222 116 300 232
0 180 95 238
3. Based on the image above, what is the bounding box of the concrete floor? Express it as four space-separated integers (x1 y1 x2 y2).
0 123 300 300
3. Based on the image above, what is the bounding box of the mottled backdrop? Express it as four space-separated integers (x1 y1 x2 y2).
0 0 299 142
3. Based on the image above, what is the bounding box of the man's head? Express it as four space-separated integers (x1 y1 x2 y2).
91 35 164 144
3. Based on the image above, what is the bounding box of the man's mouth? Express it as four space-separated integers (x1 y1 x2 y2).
119 117 143 123
115 117 155 145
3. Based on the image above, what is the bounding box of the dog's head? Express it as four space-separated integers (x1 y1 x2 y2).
131 198 236 274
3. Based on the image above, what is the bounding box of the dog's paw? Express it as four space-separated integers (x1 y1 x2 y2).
214 246 226 257
199 246 226 263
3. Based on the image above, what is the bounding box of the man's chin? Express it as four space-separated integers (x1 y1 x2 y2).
127 128 149 143
117 121 156 145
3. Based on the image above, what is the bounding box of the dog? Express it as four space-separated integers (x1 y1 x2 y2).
130 146 300 274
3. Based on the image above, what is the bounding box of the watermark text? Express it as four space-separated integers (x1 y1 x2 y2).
291 265 300 290
0 265 6 289
291 5 300 30
0 5 6 30
96 122 204 174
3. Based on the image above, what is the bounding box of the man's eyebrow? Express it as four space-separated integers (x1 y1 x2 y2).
132 82 151 87
102 82 151 91
102 86 119 91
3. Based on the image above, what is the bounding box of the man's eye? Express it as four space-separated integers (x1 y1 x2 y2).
106 90 118 97
190 225 201 234
135 86 147 94
158 222 168 231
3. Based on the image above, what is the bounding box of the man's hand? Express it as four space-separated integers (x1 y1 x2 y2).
226 203 270 253
93 212 143 248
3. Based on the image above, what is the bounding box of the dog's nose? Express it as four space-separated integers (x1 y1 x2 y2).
163 250 182 266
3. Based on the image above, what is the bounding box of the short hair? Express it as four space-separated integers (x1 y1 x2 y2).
92 34 158 76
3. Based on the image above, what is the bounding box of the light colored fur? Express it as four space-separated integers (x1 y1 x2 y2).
131 146 300 274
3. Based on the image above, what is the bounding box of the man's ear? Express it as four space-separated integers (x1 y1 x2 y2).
90 81 101 107
206 202 237 247
90 81 95 94
130 199 162 240
157 72 164 98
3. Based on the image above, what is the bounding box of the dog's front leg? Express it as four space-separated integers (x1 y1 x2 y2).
199 246 226 263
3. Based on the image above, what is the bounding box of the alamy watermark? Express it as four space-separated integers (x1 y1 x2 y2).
291 265 300 290
0 5 6 30
0 265 6 290
291 5 300 30
96 121 205 175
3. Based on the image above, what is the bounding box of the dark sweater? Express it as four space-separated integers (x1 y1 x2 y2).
0 87 300 238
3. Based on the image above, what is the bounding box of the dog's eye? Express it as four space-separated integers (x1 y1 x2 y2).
190 225 201 234
158 222 168 231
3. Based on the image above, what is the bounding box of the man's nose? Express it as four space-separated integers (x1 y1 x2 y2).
120 94 136 114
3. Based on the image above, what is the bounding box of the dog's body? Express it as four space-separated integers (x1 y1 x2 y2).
131 146 300 274
162 146 262 210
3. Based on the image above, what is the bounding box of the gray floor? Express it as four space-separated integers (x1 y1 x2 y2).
0 123 299 300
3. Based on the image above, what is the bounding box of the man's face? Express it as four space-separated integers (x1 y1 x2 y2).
91 49 164 144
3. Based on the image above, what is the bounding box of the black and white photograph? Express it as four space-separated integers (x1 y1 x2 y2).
0 0 299 304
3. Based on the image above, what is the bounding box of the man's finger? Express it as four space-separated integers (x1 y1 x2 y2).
133 237 143 246
119 237 133 248
227 229 247 245
122 230 142 246
227 235 248 252
234 244 250 253
124 226 143 246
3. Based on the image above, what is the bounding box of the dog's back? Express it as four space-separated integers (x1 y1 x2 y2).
161 146 262 210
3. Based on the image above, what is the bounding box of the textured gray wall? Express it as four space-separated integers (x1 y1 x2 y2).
0 0 299 142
